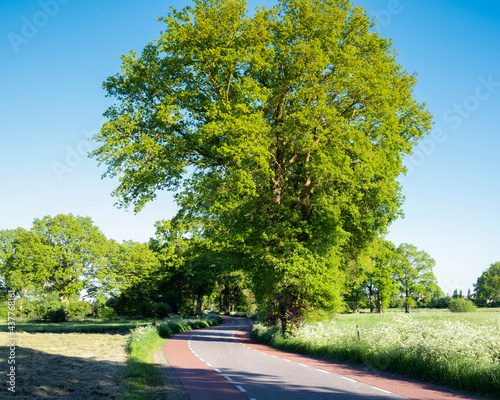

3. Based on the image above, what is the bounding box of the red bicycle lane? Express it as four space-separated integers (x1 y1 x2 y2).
163 318 248 400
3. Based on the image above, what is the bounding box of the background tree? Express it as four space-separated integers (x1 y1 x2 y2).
31 214 108 300
366 239 398 313
1 229 54 314
343 251 373 313
0 229 24 300
344 238 397 313
103 240 164 316
0 229 20 266
394 243 440 313
148 218 195 314
215 269 253 313
90 0 432 331
474 261 500 307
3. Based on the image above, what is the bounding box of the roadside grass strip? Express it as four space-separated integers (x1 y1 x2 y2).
251 313 500 398
124 325 167 400
125 313 222 399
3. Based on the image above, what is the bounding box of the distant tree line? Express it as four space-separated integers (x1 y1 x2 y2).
0 214 253 321
2 214 497 322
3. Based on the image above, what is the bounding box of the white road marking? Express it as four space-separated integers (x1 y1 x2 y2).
297 363 308 367
236 385 247 392
283 359 291 362
317 369 329 374
214 369 221 373
342 377 356 383
224 376 233 382
206 362 212 367
199 358 205 362
372 386 391 394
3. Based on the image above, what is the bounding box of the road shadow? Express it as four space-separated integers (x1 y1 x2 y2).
169 364 408 400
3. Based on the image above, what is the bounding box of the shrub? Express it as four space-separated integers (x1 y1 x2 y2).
154 302 172 318
67 300 92 318
0 301 9 319
99 306 117 320
389 297 406 308
429 296 452 309
158 323 173 338
44 307 67 322
40 294 68 322
448 298 477 313
21 300 43 318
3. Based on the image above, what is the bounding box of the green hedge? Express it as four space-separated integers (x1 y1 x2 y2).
158 313 222 338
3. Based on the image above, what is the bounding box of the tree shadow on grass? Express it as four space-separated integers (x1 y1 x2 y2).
0 345 129 399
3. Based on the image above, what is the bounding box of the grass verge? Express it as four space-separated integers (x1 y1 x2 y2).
123 313 222 399
123 325 167 400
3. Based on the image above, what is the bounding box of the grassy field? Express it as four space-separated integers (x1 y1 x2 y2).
0 330 129 399
0 315 221 399
6 318 155 334
252 308 500 398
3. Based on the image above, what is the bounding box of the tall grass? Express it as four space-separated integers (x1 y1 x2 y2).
123 325 167 400
157 313 222 338
252 312 500 397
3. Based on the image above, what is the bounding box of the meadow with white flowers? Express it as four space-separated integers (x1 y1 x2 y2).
252 309 500 397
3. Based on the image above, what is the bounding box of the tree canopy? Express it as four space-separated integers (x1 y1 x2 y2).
394 243 440 313
474 261 500 306
91 0 432 330
0 214 108 304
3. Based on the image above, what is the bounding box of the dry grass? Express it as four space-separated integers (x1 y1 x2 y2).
0 332 129 399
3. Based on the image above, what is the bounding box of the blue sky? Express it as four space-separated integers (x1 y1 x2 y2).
1 0 499 295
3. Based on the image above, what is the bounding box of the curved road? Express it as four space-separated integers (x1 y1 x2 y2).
164 317 480 400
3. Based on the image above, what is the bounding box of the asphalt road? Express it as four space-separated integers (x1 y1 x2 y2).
165 317 480 400
186 318 407 400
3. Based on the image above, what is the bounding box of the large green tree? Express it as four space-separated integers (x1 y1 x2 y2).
103 240 162 293
91 0 432 331
31 214 109 300
102 240 164 316
365 239 398 313
394 243 440 313
474 261 500 306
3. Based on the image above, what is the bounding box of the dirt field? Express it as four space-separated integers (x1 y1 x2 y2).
0 332 129 399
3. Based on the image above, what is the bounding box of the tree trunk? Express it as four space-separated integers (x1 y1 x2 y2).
224 284 231 313
368 286 374 313
196 290 203 316
279 301 289 336
405 297 411 313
